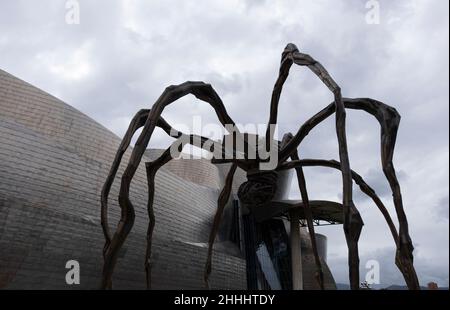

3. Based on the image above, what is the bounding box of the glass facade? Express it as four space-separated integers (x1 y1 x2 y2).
243 210 292 290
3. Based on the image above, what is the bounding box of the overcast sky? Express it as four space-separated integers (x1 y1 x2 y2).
0 0 448 288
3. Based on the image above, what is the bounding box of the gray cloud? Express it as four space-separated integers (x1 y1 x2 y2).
0 0 448 287
434 195 449 222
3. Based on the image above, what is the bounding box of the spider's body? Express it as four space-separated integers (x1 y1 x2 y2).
238 170 279 206
100 43 420 290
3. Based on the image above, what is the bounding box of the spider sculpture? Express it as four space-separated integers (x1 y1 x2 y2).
100 43 420 290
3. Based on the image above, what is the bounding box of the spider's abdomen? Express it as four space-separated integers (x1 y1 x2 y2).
237 171 278 206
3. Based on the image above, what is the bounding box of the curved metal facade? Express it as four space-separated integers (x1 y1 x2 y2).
0 69 246 289
0 69 336 290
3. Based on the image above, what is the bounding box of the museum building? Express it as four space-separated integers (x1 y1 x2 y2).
0 69 336 289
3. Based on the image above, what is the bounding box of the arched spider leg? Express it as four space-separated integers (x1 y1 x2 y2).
339 99 415 288
279 98 419 289
277 159 418 284
100 109 183 289
266 43 356 288
204 163 238 289
144 134 219 289
102 114 221 289
101 81 241 289
144 148 172 290
146 135 242 290
303 159 398 241
101 109 185 260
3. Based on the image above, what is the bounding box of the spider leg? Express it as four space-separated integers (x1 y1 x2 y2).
276 159 363 290
144 148 173 289
278 158 365 289
204 163 238 289
267 43 356 288
101 109 176 258
99 108 202 288
293 48 357 289
345 201 364 289
280 133 325 289
277 159 423 287
144 134 218 289
376 110 419 290
279 97 420 289
100 108 151 289
101 81 236 289
290 150 325 290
